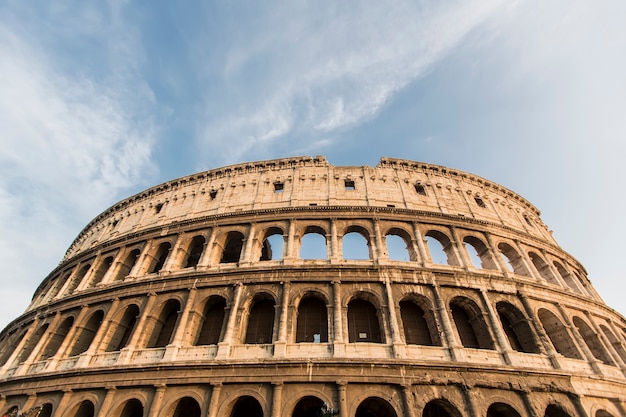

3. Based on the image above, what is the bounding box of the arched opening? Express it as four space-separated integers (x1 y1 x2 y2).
596 411 615 417
538 309 582 359
119 399 143 417
600 324 626 363
172 397 201 417
385 230 413 261
16 326 45 364
114 248 141 281
106 304 140 352
300 227 327 260
544 404 572 417
399 299 436 346
90 255 114 287
487 402 522 417
220 231 245 263
342 230 370 260
260 227 284 261
553 261 582 293
39 404 53 417
529 252 559 285
39 316 74 360
66 263 92 294
195 297 226 345
184 235 206 268
149 242 172 273
463 236 497 270
355 397 397 417
230 396 263 417
498 243 530 276
72 400 95 417
425 231 456 265
296 296 328 343
147 300 181 348
496 302 540 353
69 310 104 356
422 399 462 417
3 406 18 417
245 297 275 344
347 298 382 343
573 316 614 365
291 396 325 417
450 298 494 350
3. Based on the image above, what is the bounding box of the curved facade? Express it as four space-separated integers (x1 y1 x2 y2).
0 155 625 417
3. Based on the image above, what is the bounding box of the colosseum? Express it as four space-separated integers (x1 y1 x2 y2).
0 155 625 417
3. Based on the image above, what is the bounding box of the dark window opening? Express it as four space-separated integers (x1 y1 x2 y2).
210 190 218 200
119 399 143 417
72 400 95 417
538 308 583 359
115 249 141 281
155 203 163 214
150 242 171 274
184 236 206 268
348 299 381 343
400 300 434 345
474 197 486 208
39 316 74 360
292 396 325 417
496 302 540 354
487 403 522 417
69 310 104 356
220 232 244 263
274 182 284 192
172 397 201 417
344 180 355 190
147 300 180 348
245 298 275 344
423 400 462 417
106 304 139 352
355 397 397 417
230 396 263 417
196 298 226 345
296 297 328 343
450 299 494 350
414 184 427 196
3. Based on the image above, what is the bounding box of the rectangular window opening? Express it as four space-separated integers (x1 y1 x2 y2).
414 184 427 196
209 190 218 200
474 197 486 208
274 182 284 192
344 180 355 190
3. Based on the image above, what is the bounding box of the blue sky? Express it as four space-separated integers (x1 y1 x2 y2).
1 0 626 327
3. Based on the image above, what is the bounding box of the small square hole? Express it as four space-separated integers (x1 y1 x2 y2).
344 180 355 190
155 203 163 214
209 190 218 200
274 182 284 192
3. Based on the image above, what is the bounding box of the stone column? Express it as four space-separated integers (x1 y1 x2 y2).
430 283 460 361
163 288 198 361
284 219 297 263
21 393 37 415
332 281 345 357
77 298 121 366
383 277 404 357
484 232 511 277
555 304 603 375
330 218 340 262
96 387 117 417
146 385 167 417
118 293 158 364
584 311 626 371
448 226 468 268
197 228 216 268
478 289 513 365
241 223 257 265
271 382 283 417
216 283 244 359
55 390 75 416
274 282 290 357
401 385 416 417
516 290 559 367
47 305 91 369
0 316 41 373
337 381 348 417
207 383 222 417
412 222 429 266
372 218 384 262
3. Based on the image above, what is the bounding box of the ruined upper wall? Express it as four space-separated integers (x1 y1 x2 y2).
64 156 552 260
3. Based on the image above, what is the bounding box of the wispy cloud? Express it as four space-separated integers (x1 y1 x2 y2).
196 0 506 164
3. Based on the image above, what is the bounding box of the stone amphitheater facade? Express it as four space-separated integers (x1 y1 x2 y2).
1 156 625 417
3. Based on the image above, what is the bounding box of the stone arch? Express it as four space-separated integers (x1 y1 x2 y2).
544 404 572 417
291 396 325 417
497 243 530 277
599 324 626 363
3 406 19 417
15 325 43 364
355 397 398 417
300 225 328 260
244 294 276 344
39 315 75 360
183 235 206 268
69 400 95 417
462 235 498 270
66 261 93 294
341 225 371 260
105 303 140 352
296 294 328 343
195 296 227 346
229 395 263 417
573 316 614 365
552 261 582 293
116 398 144 417
422 399 463 417
169 396 201 417
90 254 115 287
147 241 173 274
449 296 494 350
384 227 416 261
347 296 382 343
487 402 522 417
528 252 559 285
259 226 286 261
595 410 615 417
146 299 181 348
425 230 459 266
496 301 540 353
537 308 583 359
220 231 245 264
399 295 440 346
68 309 105 356
114 247 142 281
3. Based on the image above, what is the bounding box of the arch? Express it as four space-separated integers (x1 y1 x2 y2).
385 228 415 261
600 324 626 363
553 261 582 293
495 302 540 353
66 263 92 294
39 316 74 360
90 255 114 287
259 227 284 261
149 242 172 273
230 396 263 417
544 404 572 417
528 252 559 285
425 230 458 266
498 243 530 276
296 295 328 343
399 299 438 346
596 411 615 417
538 309 582 359
463 236 497 270
106 304 140 352
39 403 53 417
347 298 382 343
342 228 370 260
291 396 325 417
69 309 104 356
9 327 36 364
300 226 327 260
171 397 201 417
114 248 141 281
449 297 494 350
573 316 614 365
146 299 181 348
245 296 275 344
71 400 95 417
195 296 227 345
3 406 18 417
220 231 245 263
422 399 463 417
487 402 522 417
183 235 206 268
355 397 397 417
118 399 144 417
